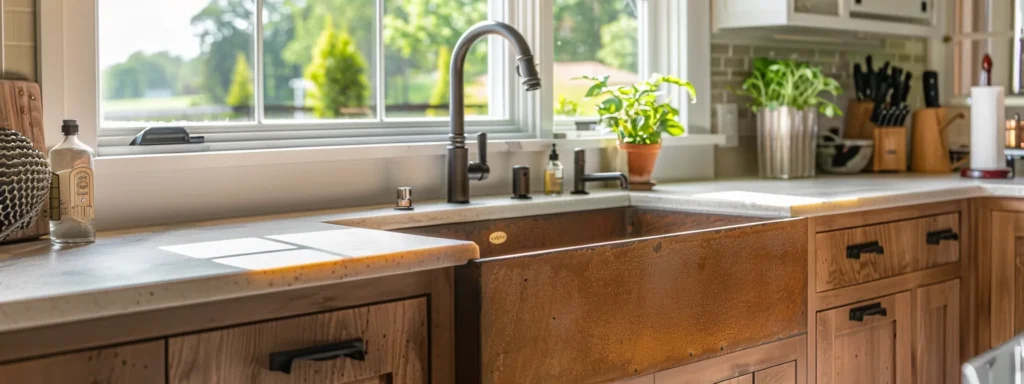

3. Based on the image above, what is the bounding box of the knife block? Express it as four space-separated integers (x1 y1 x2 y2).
872 126 908 172
844 100 876 140
911 107 967 173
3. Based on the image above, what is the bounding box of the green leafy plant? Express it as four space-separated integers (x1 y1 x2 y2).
734 58 843 117
555 96 580 117
579 73 696 145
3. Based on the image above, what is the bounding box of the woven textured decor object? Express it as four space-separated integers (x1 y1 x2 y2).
0 128 50 241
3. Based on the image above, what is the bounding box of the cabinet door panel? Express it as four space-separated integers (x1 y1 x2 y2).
0 341 164 384
915 279 960 384
917 280 962 384
816 292 912 384
989 212 1024 348
655 335 805 384
168 298 427 384
717 374 753 384
754 362 796 384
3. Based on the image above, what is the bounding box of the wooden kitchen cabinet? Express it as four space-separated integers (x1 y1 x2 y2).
754 362 797 384
980 206 1024 351
717 374 753 384
815 291 912 384
0 340 164 384
815 213 960 292
652 335 806 384
914 279 961 384
167 298 428 384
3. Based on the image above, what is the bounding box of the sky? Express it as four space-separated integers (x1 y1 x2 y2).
98 0 211 68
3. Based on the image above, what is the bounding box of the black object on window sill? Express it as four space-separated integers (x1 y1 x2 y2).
128 127 205 146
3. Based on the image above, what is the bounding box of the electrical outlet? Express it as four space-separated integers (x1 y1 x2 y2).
715 103 739 148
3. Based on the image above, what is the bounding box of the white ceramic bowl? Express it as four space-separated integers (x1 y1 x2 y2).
817 133 874 174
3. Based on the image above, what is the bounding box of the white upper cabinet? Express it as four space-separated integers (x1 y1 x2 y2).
848 0 933 22
713 0 945 38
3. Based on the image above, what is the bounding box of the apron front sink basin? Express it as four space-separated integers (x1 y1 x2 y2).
384 207 809 384
393 207 767 259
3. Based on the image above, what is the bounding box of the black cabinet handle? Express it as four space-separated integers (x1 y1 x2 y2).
846 241 884 260
269 339 365 374
849 303 888 322
926 229 959 245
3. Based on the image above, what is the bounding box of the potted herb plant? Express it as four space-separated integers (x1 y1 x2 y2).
579 74 696 186
734 58 843 179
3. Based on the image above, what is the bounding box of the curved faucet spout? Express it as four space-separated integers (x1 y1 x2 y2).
450 20 541 141
447 20 541 204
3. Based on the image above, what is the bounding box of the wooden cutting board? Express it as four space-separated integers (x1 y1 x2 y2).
0 80 48 243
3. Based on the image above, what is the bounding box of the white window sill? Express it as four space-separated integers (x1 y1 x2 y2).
96 134 726 173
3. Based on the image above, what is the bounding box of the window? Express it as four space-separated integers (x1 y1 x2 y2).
552 0 640 118
98 0 259 125
51 0 697 156
97 0 503 133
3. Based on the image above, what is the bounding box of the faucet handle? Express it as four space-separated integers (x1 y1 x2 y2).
469 132 490 181
477 132 487 166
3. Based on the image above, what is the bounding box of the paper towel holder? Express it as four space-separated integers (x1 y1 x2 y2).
961 168 1012 179
962 84 1013 179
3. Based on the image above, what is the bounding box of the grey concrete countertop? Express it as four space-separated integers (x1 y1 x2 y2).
2 173 1023 334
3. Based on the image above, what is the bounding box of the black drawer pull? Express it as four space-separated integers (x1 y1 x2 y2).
926 229 959 245
846 241 884 260
849 303 888 322
269 339 365 374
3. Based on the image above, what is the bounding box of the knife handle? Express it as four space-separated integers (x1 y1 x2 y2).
923 71 940 108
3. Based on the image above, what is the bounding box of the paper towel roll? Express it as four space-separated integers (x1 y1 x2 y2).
970 86 1006 170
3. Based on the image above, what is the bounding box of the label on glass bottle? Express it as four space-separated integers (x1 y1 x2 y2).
544 170 563 193
52 166 94 222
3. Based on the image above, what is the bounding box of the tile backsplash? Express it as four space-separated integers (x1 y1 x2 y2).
2 0 37 81
712 38 930 178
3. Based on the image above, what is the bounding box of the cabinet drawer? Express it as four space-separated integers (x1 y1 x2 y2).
816 291 912 384
816 213 959 292
0 340 164 383
168 298 428 384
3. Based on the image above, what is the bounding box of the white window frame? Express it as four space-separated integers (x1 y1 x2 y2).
40 0 707 158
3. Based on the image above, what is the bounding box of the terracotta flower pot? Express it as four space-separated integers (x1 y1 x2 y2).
617 142 662 185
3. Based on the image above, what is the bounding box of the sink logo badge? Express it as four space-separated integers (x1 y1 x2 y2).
489 231 508 245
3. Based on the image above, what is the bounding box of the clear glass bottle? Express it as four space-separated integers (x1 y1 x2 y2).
544 144 564 195
49 119 96 244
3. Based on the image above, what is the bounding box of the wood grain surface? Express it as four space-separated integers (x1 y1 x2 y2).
986 210 1024 350
717 375 753 384
0 268 454 384
458 218 808 384
754 362 797 384
168 298 428 383
0 340 164 383
815 213 959 292
654 335 806 384
816 291 911 384
914 279 960 384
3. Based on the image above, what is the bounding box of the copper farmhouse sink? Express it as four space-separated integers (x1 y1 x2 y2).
382 207 808 384
393 207 767 259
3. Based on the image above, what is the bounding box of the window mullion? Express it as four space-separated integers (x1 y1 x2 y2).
254 0 266 124
375 0 385 121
